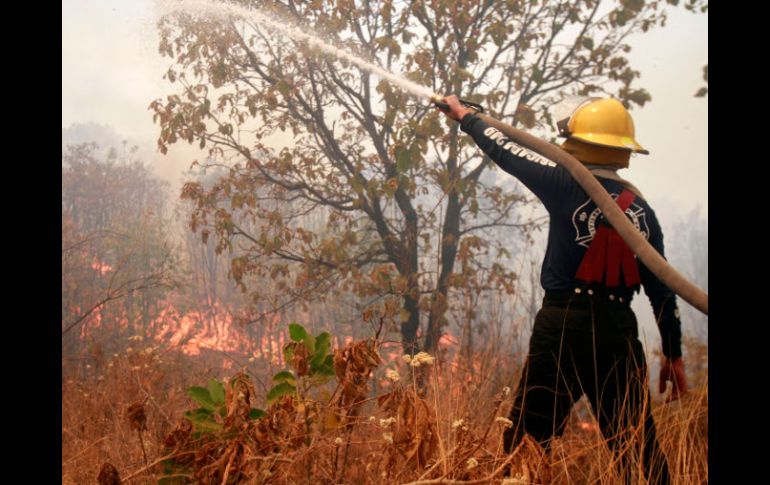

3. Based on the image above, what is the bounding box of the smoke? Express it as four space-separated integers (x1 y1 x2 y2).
154 0 437 100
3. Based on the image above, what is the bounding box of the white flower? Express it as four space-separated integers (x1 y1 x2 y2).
409 352 435 367
502 386 511 396
368 416 376 422
334 437 343 445
466 457 478 470
386 369 400 381
382 432 394 444
452 419 465 430
495 417 513 429
248 357 255 363
417 352 435 365
379 417 396 427
402 354 412 364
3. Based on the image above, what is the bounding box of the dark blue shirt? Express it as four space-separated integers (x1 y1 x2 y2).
461 114 682 358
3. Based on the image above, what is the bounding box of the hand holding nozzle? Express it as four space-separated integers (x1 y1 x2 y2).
432 94 484 121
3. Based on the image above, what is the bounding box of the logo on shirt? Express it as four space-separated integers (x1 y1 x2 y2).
572 194 649 247
482 127 556 167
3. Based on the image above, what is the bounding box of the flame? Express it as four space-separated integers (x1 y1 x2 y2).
72 298 467 372
90 259 113 275
72 298 293 367
151 302 284 359
439 332 456 350
578 421 599 432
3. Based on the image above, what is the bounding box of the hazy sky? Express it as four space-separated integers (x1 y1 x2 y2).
62 0 708 215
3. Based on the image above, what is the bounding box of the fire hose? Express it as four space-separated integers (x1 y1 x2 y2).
432 96 708 316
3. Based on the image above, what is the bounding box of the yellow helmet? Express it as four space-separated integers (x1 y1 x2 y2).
556 97 649 155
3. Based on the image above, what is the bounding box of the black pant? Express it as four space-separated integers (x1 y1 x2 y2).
503 290 671 484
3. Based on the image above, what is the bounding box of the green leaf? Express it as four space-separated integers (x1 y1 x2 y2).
319 362 336 376
275 80 292 97
187 386 216 410
184 408 222 434
190 417 223 434
287 323 316 355
303 334 316 354
283 343 295 364
308 372 335 386
289 323 308 342
272 370 297 384
310 355 324 373
249 408 267 420
314 332 331 355
395 146 412 172
267 382 296 405
532 67 543 83
310 332 332 371
208 379 225 405
160 457 192 483
185 407 213 418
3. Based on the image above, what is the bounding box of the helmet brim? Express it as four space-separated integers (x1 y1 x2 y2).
567 133 649 155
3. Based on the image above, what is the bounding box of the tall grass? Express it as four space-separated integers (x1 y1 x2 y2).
62 334 707 484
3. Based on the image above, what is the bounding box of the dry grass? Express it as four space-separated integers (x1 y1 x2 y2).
62 336 707 485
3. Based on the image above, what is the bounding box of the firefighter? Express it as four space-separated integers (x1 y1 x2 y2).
438 95 686 484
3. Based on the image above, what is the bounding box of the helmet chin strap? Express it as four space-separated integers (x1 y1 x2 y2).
584 163 618 171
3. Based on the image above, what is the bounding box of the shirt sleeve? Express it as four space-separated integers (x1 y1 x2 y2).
460 113 574 212
638 209 683 359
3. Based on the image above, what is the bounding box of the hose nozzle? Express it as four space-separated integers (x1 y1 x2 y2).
431 94 484 113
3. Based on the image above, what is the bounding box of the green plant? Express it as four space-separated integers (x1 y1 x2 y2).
185 378 265 436
266 323 336 405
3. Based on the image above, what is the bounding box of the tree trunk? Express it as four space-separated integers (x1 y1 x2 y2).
423 122 462 356
401 289 420 356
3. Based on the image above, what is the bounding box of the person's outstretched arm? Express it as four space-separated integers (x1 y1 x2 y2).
438 95 573 212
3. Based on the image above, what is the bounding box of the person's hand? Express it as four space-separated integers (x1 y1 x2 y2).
659 356 687 402
436 95 473 122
